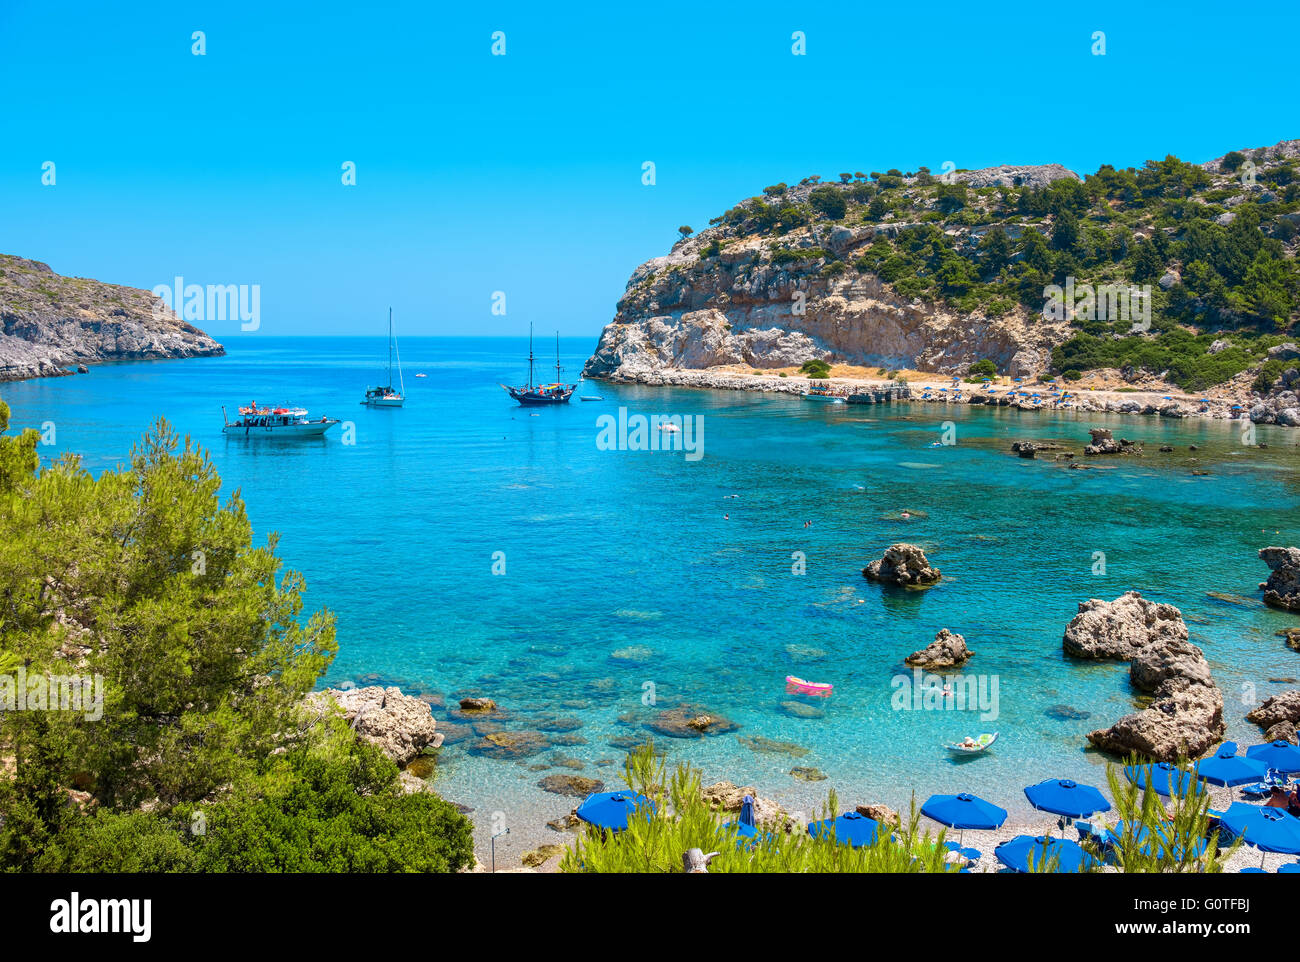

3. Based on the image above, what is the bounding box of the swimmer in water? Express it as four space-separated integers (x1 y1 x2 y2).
724 514 729 520
901 510 910 520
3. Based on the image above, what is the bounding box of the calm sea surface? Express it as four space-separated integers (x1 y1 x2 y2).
4 336 1299 851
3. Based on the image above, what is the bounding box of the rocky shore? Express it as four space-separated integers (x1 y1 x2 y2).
0 254 223 381
582 364 1300 428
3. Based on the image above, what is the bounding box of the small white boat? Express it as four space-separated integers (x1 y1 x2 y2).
945 732 998 755
580 395 604 401
223 404 338 438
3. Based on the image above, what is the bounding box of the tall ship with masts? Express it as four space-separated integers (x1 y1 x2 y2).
362 308 405 407
502 325 575 405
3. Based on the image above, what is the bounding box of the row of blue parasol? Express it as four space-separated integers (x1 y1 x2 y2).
571 740 1300 871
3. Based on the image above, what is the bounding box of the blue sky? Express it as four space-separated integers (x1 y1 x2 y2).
1 0 1296 339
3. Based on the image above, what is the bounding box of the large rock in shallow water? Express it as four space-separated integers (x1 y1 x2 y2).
1258 547 1300 612
905 628 973 668
313 685 442 764
1062 591 1188 660
863 543 941 588
1086 683 1225 762
1246 690 1300 732
1129 637 1213 693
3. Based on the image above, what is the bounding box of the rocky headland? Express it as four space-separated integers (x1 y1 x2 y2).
0 254 223 381
583 141 1300 426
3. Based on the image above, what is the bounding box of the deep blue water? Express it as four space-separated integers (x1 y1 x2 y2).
3 336 1299 835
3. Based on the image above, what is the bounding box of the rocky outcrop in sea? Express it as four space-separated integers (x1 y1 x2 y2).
0 254 224 381
308 685 443 765
1063 592 1225 761
1258 546 1300 613
905 628 973 668
863 543 941 588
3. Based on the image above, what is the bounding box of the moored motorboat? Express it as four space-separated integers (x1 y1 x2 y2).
222 402 339 437
802 387 845 403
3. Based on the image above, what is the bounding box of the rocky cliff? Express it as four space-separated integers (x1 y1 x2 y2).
585 142 1300 386
0 254 224 381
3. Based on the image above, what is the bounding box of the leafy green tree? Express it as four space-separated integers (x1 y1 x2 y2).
0 411 474 873
808 185 847 220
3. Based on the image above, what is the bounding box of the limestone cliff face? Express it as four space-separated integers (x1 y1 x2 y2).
0 254 224 381
583 166 1075 381
584 231 1068 380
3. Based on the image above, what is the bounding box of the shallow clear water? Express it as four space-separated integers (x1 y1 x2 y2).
4 337 1299 851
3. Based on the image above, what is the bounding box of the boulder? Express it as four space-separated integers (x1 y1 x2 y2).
469 730 551 759
1062 591 1189 661
1129 637 1213 693
905 628 974 668
855 803 901 829
863 543 942 588
457 696 498 714
700 780 792 830
313 685 442 765
1258 546 1300 612
1263 723 1298 745
1086 683 1225 762
1246 690 1300 732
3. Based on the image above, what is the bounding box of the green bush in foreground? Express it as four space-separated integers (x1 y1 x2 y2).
564 748 1240 873
561 744 956 873
0 405 474 873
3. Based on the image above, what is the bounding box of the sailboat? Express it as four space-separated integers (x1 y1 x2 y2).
502 325 575 405
362 308 405 407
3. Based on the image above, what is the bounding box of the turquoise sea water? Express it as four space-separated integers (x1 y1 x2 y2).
3 336 1299 848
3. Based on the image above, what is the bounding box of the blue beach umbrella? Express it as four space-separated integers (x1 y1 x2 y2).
1124 761 1198 797
994 835 1097 873
1107 820 1208 861
1024 779 1111 819
1219 803 1300 867
1279 863 1300 874
574 790 656 832
1247 741 1300 774
807 811 887 848
1197 746 1267 788
740 794 755 828
922 792 1008 849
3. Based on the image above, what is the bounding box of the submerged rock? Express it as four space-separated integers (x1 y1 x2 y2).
537 774 603 797
521 845 565 867
790 766 828 782
1258 546 1300 612
646 705 740 738
457 696 498 714
738 735 809 758
863 543 941 588
905 628 973 668
780 700 826 719
1045 704 1091 721
469 730 551 759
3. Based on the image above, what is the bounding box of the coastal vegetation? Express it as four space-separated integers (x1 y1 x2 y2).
688 147 1300 390
0 404 473 872
563 746 1240 873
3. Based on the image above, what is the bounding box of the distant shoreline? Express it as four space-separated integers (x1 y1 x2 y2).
586 367 1286 428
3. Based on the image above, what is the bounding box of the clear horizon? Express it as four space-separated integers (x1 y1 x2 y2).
1 0 1297 339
